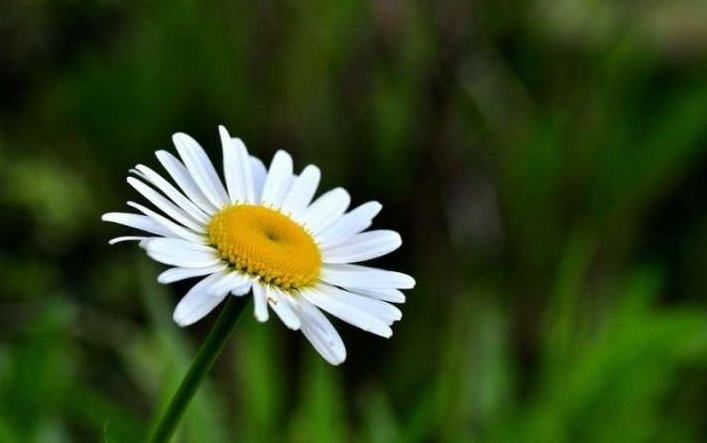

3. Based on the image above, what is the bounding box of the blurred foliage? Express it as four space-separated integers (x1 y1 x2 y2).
1 0 707 442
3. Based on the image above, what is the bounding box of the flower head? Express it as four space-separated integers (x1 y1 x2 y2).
103 126 414 364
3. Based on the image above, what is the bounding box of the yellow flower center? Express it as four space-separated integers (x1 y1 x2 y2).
208 205 321 289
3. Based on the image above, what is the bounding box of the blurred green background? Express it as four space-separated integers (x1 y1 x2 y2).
2 0 707 442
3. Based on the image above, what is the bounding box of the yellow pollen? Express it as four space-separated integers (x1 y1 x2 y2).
208 205 321 289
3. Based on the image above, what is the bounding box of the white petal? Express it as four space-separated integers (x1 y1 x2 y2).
236 139 257 203
252 282 270 322
231 280 253 296
316 202 382 248
319 263 415 289
315 283 401 324
321 230 401 264
156 150 218 214
345 286 406 303
301 188 350 234
109 236 151 245
172 132 230 207
145 253 220 270
157 264 227 284
132 164 210 224
249 155 267 203
127 177 207 233
280 165 321 218
210 271 250 296
142 238 221 268
220 126 244 204
102 212 173 237
127 201 206 244
260 150 293 208
142 237 215 253
300 287 392 338
173 271 230 326
267 286 301 330
295 298 346 365
173 132 230 206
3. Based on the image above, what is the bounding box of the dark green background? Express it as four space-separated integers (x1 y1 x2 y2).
2 0 707 442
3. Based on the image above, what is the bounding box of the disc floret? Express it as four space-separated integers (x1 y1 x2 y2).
208 205 321 289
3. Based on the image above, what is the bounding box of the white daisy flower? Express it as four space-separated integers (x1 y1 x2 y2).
102 126 415 365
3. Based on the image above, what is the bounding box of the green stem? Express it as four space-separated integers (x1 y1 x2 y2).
147 296 250 443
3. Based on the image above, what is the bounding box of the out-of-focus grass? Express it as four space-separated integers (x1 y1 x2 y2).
1 0 707 442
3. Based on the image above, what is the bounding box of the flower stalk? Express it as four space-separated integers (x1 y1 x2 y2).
147 296 250 443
